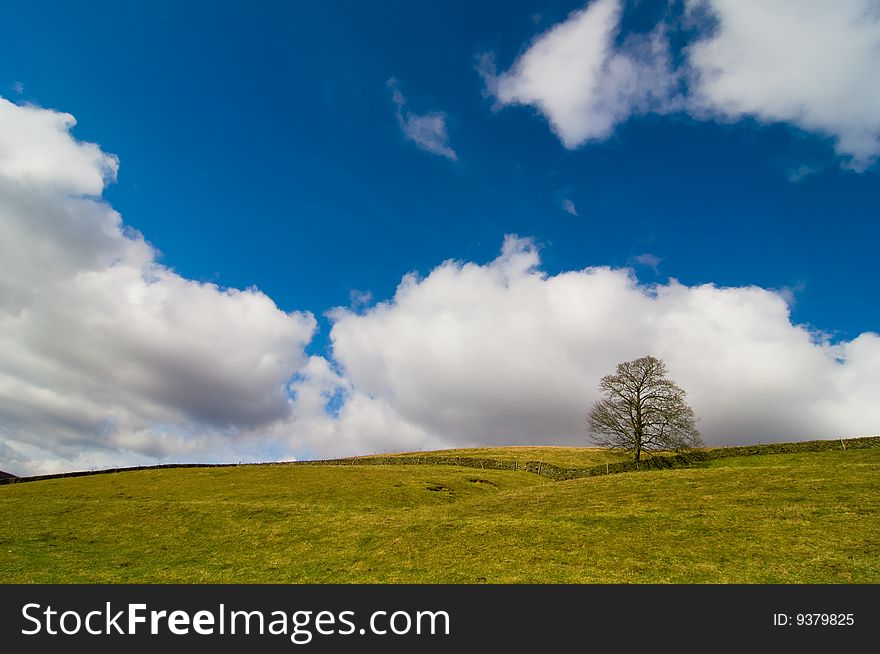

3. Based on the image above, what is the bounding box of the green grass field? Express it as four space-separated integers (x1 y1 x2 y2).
372 446 633 468
1 441 878 583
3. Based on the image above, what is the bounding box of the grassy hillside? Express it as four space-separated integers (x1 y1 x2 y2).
372 446 633 468
1 440 878 583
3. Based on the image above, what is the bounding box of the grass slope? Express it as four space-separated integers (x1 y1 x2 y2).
1 443 878 583
373 446 633 468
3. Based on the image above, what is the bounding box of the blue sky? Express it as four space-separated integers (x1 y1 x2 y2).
1 0 879 473
4 0 877 343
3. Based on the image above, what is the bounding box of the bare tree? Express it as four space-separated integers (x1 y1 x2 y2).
587 355 702 462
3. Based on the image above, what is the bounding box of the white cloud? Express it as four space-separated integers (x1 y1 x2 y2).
322 236 880 450
388 78 458 161
284 356 441 459
2 96 878 474
0 97 316 475
561 198 578 216
685 0 880 169
0 98 119 194
481 0 679 148
483 0 880 170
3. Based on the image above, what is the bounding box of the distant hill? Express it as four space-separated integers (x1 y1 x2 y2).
0 470 16 479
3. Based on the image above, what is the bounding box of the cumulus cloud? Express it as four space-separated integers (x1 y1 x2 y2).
388 78 458 161
685 0 880 169
561 198 578 216
483 0 880 169
322 236 880 449
284 356 442 459
480 0 679 148
0 97 316 475
0 98 119 194
2 96 878 474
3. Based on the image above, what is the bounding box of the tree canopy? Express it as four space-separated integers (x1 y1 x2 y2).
587 355 702 462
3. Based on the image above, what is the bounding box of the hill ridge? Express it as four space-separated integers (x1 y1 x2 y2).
2 435 877 486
